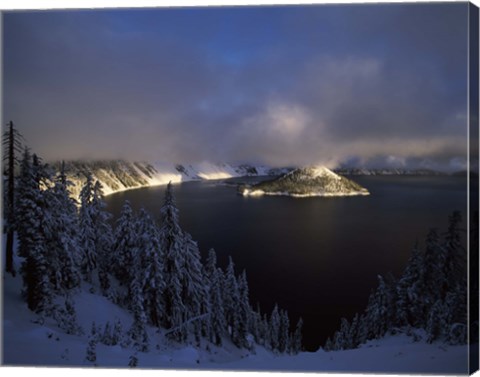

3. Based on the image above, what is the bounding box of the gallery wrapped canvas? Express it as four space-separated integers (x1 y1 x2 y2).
1 1 479 375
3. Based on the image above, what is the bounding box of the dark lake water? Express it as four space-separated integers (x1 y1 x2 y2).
105 176 468 351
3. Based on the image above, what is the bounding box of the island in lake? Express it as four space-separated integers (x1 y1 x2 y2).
241 166 370 197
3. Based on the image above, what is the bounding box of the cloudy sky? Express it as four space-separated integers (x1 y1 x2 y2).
3 3 470 170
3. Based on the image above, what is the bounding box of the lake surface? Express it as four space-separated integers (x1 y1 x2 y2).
105 176 468 351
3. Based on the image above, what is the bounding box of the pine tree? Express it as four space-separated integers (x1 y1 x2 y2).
278 309 290 353
333 318 351 350
78 174 96 284
54 294 83 335
442 211 465 295
208 267 227 346
112 319 123 346
269 304 281 352
85 322 98 364
323 337 333 352
128 353 138 367
422 229 444 316
426 299 447 343
250 304 263 346
368 275 395 338
43 161 81 293
223 257 245 348
181 233 207 344
204 248 217 283
136 208 165 327
78 177 113 294
2 120 24 276
92 181 114 294
159 183 186 340
16 151 54 314
348 313 360 348
112 200 137 286
291 317 303 354
202 248 217 338
262 313 270 348
356 313 369 345
237 270 252 349
102 321 113 345
396 241 424 327
128 276 149 352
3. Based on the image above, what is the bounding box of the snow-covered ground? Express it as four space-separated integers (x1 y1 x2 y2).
2 271 469 374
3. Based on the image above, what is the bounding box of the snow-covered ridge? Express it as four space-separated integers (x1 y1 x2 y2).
242 166 370 198
53 160 286 199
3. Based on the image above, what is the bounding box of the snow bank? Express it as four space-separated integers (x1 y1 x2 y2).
3 273 468 373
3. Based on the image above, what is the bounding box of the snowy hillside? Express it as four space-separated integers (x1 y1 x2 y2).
52 160 286 199
242 166 370 197
3 274 468 372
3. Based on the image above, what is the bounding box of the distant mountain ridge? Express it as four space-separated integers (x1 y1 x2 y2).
52 160 452 199
333 168 448 176
242 166 370 197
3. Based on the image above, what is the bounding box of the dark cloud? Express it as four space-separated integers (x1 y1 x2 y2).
3 3 469 170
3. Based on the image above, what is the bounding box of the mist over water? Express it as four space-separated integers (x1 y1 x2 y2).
105 175 468 351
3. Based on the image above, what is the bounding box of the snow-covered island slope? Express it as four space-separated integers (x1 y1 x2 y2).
242 166 370 197
3 274 467 373
53 160 285 199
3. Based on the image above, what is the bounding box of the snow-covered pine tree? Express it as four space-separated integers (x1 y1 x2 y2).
78 178 114 294
422 228 445 318
262 313 270 348
16 150 54 314
85 323 98 364
44 161 81 294
101 321 113 345
201 248 217 338
208 267 227 346
332 317 351 350
127 275 150 352
92 181 114 295
348 313 360 349
204 248 217 283
268 304 281 352
78 174 96 284
442 211 465 295
54 294 83 336
112 319 123 346
181 232 207 344
128 353 138 367
136 208 165 328
112 200 137 287
278 309 290 353
159 183 186 341
396 241 425 327
426 299 447 343
323 336 333 352
237 270 252 349
368 275 396 339
223 257 245 348
291 317 303 354
355 313 369 345
250 303 264 346
444 283 468 344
